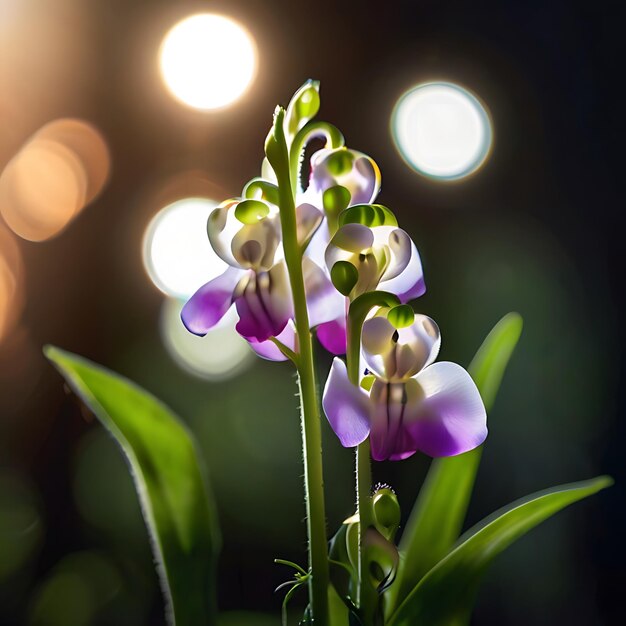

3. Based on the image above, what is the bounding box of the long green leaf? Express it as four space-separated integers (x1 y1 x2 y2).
388 475 612 625
391 313 523 609
45 346 221 626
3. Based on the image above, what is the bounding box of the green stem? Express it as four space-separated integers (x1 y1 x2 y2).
289 121 344 193
346 308 377 625
268 109 330 626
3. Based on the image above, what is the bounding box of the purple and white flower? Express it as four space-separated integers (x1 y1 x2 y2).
322 311 487 460
325 219 425 303
181 198 293 344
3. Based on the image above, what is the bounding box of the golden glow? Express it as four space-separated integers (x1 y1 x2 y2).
160 299 253 381
143 198 227 299
0 227 25 344
0 120 110 242
159 13 257 110
391 82 493 180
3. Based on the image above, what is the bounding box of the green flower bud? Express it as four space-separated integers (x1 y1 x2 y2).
285 79 321 137
387 304 415 329
372 485 401 541
338 204 398 228
330 260 359 297
234 199 270 224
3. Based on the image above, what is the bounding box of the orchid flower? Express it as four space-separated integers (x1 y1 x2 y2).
325 205 425 303
322 307 487 460
181 198 295 345
242 146 385 360
180 193 345 357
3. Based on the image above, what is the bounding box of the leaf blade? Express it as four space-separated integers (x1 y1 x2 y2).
45 346 220 626
388 476 613 625
391 313 523 608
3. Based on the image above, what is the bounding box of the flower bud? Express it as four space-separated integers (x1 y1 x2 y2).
285 79 321 137
330 260 358 296
372 485 401 541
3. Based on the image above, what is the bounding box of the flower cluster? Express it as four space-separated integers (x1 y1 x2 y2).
182 81 487 461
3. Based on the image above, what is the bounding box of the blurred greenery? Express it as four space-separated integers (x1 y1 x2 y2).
29 552 120 626
0 472 43 582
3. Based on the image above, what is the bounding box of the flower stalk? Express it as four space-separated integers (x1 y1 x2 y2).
266 107 330 626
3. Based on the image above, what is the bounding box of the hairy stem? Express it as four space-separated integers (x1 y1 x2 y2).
268 109 330 626
347 310 377 625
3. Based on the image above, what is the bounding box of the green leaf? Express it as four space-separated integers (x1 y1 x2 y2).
45 347 220 626
388 476 613 626
390 313 523 609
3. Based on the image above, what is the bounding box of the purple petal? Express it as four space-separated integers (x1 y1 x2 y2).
316 317 347 355
235 262 293 342
303 257 346 328
322 358 371 448
181 267 244 336
380 239 425 302
249 323 297 362
369 380 418 461
405 362 487 457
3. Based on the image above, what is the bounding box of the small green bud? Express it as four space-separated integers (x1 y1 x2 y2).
372 485 401 541
338 204 398 228
285 80 321 136
264 107 287 171
243 178 279 206
387 304 415 329
330 261 358 296
234 199 270 224
323 185 351 215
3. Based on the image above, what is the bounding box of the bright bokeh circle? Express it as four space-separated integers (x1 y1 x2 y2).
391 82 493 180
143 198 227 299
161 299 253 381
159 13 257 110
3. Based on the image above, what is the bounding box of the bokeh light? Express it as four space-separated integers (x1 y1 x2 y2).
0 119 110 241
391 82 492 180
159 13 257 111
143 197 227 299
0 227 25 344
160 298 253 381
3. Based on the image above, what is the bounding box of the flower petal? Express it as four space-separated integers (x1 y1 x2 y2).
380 239 425 302
310 148 381 205
406 362 487 457
249 323 297 362
369 380 418 461
362 314 440 381
303 257 346 328
235 262 293 342
181 267 244 336
322 357 371 448
316 317 347 355
304 218 331 268
296 202 323 247
373 227 412 283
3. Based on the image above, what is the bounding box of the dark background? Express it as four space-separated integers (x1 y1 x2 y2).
1 0 625 624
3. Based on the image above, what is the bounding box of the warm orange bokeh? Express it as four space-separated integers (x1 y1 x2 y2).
0 119 110 242
0 227 25 344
